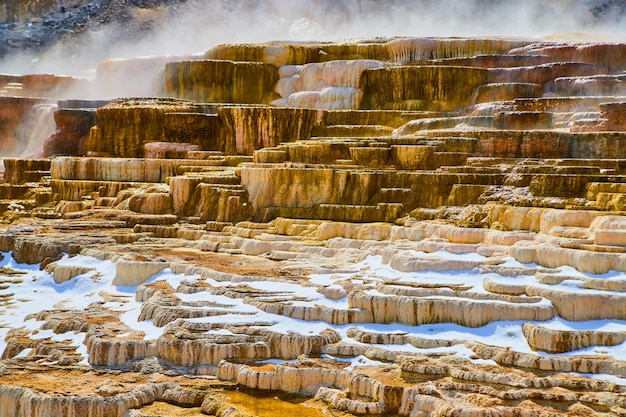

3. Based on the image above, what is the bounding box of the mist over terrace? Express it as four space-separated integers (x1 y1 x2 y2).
1 0 626 77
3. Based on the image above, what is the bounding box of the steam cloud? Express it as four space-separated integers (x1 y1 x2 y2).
1 0 626 77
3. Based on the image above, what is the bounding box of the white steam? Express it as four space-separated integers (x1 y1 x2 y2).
16 104 57 158
1 0 625 77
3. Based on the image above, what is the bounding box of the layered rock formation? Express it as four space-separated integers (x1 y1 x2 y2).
1 36 626 416
163 60 279 104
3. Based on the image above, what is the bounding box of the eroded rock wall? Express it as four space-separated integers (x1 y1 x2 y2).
163 60 278 104
85 98 195 157
218 106 318 155
360 66 490 110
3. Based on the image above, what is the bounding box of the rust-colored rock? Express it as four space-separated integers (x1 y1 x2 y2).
218 106 318 155
44 108 97 156
600 102 626 131
85 98 196 158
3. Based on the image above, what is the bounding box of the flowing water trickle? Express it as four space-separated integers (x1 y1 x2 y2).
15 103 57 158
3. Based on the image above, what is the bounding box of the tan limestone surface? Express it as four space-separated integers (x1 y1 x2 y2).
2 35 626 417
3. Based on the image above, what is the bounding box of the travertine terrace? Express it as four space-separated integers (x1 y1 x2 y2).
2 37 626 416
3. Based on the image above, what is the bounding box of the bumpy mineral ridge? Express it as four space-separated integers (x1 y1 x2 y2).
1 36 626 417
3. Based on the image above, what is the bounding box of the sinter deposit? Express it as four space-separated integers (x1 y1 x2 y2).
2 36 626 417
